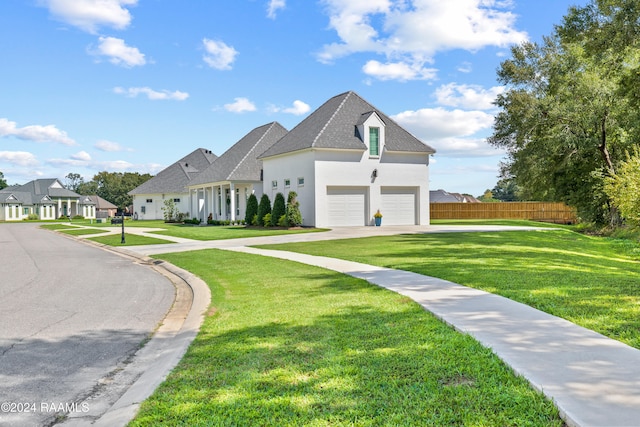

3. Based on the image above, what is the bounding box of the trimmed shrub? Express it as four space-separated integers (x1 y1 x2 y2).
286 191 303 226
252 214 259 226
27 213 39 220
277 214 288 227
263 213 272 227
271 193 286 226
257 194 271 226
245 193 258 224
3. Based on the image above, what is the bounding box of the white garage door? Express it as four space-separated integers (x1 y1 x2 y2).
381 187 417 225
327 187 367 226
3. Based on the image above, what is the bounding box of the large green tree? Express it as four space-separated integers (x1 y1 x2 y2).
0 171 7 190
489 0 640 224
76 171 152 209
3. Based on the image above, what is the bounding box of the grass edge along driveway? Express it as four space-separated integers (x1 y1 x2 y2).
130 249 562 426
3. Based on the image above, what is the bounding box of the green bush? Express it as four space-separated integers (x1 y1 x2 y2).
73 215 84 220
277 214 288 227
257 194 271 226
271 193 286 226
286 191 303 226
252 214 259 226
27 213 39 220
263 213 272 227
245 194 258 224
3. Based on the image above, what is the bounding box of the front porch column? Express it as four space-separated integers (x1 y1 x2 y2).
230 183 236 221
219 185 226 220
58 199 62 218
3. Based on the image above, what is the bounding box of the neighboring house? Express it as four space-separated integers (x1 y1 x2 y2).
430 189 480 203
259 91 436 227
129 148 217 220
187 122 288 222
0 179 96 221
86 195 118 218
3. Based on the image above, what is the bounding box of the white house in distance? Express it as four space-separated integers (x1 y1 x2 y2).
130 148 217 220
0 178 96 221
259 91 436 227
129 91 436 227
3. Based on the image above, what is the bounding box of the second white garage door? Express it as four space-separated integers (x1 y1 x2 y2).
327 187 367 226
381 187 417 225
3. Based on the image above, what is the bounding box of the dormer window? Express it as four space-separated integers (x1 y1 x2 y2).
369 127 380 156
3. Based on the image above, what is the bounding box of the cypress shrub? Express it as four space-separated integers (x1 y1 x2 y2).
286 191 303 226
271 193 286 226
257 194 272 226
245 193 258 224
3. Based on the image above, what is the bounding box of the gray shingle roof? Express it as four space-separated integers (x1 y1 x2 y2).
0 179 81 204
259 91 436 158
87 195 117 209
129 148 217 195
189 122 288 186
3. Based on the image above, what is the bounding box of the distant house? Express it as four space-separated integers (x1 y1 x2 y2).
129 148 217 220
430 189 480 203
187 122 288 222
0 179 96 221
86 195 118 218
260 91 436 226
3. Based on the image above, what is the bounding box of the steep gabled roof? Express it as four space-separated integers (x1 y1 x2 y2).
129 148 217 195
86 195 117 209
259 91 436 158
3 179 80 202
190 122 288 186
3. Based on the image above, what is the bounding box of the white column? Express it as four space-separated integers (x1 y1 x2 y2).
219 185 225 220
230 182 236 221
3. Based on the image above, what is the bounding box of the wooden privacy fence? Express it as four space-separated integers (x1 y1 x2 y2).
430 202 577 224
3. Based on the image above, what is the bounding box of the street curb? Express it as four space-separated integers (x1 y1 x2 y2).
56 238 211 426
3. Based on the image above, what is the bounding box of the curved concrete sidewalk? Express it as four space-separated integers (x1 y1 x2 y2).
70 224 640 426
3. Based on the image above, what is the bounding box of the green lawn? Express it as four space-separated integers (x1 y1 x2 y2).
262 229 640 349
89 233 176 246
58 227 108 236
148 225 326 241
131 250 561 426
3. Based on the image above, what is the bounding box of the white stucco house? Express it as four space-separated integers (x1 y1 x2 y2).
129 91 435 227
130 148 217 220
259 91 436 227
0 179 96 221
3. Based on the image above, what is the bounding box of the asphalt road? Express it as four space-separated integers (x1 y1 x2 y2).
0 223 175 427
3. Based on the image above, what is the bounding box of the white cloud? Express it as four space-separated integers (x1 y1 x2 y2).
428 137 504 157
362 60 437 81
93 36 146 67
71 151 92 161
42 0 137 34
0 118 76 146
273 100 311 115
202 38 238 70
435 83 504 110
393 107 494 139
224 97 256 113
95 139 131 152
0 151 39 167
47 155 134 171
267 0 286 19
113 86 189 101
318 0 528 81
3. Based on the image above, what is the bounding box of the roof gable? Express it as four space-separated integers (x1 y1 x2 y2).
129 148 217 195
190 122 288 186
260 91 436 158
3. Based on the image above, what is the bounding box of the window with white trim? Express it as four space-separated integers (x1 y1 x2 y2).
369 127 380 156
272 180 278 189
297 177 304 187
284 179 291 188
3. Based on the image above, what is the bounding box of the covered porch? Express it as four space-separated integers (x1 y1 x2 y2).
189 181 261 223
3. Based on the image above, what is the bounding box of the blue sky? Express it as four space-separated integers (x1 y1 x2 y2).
1 0 587 197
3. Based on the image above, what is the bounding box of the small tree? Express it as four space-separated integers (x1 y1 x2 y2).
286 191 303 226
257 194 272 226
604 150 640 224
271 193 286 226
245 193 258 225
162 199 179 222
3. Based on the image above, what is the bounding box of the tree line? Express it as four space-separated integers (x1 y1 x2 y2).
65 172 152 210
489 0 640 226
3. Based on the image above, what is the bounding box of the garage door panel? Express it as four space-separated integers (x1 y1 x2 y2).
381 188 416 225
327 187 366 226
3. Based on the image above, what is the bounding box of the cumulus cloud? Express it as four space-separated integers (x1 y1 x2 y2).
93 36 146 67
362 60 437 81
224 97 257 113
113 86 189 101
0 118 76 146
42 0 137 33
0 151 39 167
269 100 311 115
318 0 528 81
94 139 131 152
202 38 238 70
267 0 286 19
47 154 135 171
435 83 504 110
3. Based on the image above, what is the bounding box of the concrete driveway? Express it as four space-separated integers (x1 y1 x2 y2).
0 223 175 427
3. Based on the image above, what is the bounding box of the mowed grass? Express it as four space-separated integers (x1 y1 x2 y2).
89 233 176 246
148 225 326 241
264 229 640 349
131 249 562 426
